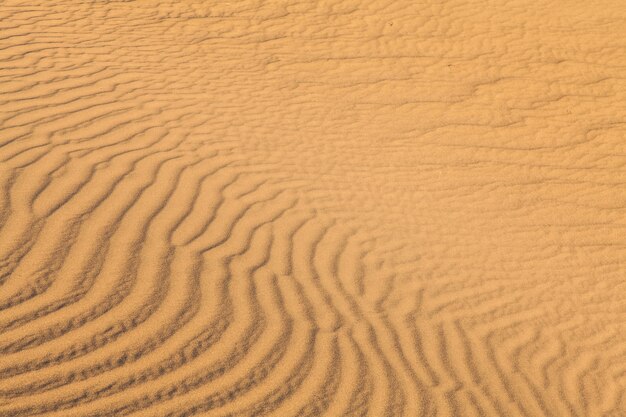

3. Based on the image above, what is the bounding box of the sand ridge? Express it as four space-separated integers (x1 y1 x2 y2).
1 0 626 416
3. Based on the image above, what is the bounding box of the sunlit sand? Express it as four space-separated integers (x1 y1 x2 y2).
1 1 625 416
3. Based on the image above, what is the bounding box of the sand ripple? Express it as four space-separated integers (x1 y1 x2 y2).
1 1 626 416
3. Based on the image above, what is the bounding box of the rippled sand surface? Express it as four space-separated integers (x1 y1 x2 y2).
1 1 626 416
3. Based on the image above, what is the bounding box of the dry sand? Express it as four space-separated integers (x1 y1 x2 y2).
1 1 626 416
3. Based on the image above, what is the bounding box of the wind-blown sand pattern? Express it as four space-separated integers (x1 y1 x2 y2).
1 1 626 416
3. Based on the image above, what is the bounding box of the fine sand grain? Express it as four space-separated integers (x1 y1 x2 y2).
1 1 626 416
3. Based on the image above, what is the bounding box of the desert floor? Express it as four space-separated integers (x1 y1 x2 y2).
1 1 626 416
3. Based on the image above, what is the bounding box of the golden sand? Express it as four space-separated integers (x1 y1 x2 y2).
1 1 625 416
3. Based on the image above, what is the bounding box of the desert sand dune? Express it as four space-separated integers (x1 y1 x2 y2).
1 0 626 416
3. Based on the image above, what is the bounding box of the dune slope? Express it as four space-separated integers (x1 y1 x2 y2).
1 1 626 416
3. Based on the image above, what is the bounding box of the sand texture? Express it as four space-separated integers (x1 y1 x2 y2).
1 1 626 416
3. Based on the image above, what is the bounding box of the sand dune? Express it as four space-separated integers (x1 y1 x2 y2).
1 0 626 416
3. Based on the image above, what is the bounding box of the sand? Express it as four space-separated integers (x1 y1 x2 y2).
1 0 626 416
